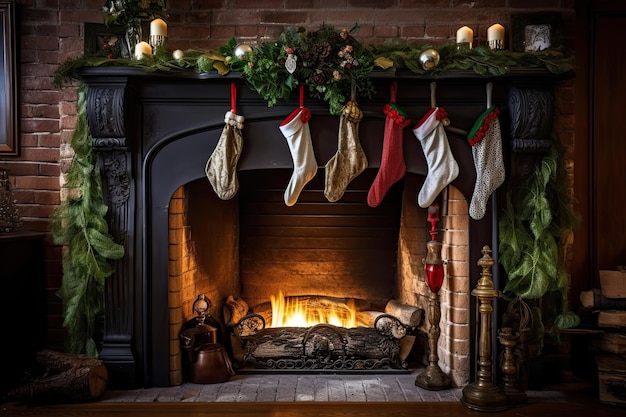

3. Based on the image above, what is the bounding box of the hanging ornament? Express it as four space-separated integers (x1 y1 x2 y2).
233 44 252 59
284 47 297 74
419 49 440 71
172 49 184 60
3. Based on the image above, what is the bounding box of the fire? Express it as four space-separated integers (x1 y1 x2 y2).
270 291 357 328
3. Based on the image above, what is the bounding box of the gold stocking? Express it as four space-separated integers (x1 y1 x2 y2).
324 100 368 202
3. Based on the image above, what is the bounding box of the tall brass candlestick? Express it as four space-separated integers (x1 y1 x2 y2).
415 205 451 390
461 245 507 411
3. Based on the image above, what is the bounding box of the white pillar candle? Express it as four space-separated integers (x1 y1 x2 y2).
487 23 505 49
456 26 474 48
487 24 504 42
135 41 152 59
150 18 167 37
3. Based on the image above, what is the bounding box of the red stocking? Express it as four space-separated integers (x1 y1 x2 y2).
367 82 411 207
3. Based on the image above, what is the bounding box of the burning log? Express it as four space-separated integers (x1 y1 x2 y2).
6 350 108 404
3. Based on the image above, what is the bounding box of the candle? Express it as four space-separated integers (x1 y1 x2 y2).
150 18 167 37
456 26 473 48
135 41 152 59
487 23 505 50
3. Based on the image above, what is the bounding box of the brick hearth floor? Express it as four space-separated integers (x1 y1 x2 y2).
100 369 474 402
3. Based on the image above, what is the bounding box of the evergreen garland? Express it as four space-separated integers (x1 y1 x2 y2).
498 140 580 330
50 84 125 357
54 24 575 115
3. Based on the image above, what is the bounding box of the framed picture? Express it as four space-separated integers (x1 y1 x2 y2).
511 13 563 53
0 0 17 155
84 22 129 59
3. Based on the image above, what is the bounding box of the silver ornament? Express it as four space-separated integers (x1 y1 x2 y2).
233 44 253 58
418 49 440 71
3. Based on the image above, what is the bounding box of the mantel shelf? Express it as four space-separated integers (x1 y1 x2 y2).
76 65 571 82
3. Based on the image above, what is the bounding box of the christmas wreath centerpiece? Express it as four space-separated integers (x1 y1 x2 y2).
226 25 375 115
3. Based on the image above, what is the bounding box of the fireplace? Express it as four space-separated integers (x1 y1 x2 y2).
80 67 555 388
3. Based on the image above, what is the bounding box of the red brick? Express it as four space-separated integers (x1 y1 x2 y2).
350 0 395 8
39 163 61 177
17 204 57 218
20 118 60 134
38 134 62 148
22 36 60 51
509 0 559 8
16 176 61 190
34 190 62 205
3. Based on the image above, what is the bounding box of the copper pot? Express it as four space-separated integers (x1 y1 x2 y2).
186 343 235 384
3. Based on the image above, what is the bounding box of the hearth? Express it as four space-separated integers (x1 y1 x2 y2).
79 67 556 388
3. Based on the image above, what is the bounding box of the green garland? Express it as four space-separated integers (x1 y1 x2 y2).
54 24 574 115
50 84 124 357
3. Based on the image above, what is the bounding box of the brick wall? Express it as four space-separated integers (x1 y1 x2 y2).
4 0 575 353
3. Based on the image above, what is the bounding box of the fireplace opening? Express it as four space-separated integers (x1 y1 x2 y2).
167 168 470 385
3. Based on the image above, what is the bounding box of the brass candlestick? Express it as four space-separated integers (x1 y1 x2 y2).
461 245 507 412
415 204 451 391
498 327 528 407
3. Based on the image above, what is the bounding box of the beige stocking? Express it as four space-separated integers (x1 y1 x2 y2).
205 110 244 200
324 100 368 202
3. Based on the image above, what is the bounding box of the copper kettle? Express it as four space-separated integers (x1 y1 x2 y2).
186 343 235 384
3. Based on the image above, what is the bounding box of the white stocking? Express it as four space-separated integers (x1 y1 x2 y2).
413 107 459 208
468 106 506 220
279 107 318 206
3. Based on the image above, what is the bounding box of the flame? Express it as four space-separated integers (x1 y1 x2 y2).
270 291 357 328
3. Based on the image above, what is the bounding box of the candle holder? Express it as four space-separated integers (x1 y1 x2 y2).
415 204 451 391
488 39 504 50
461 246 507 412
149 34 167 50
498 327 528 407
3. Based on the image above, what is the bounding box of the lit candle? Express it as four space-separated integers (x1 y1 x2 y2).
135 41 152 59
456 26 473 48
150 18 167 37
487 23 505 50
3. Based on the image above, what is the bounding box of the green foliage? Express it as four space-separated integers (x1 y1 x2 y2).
499 142 580 330
101 0 167 28
54 24 575 115
50 84 124 357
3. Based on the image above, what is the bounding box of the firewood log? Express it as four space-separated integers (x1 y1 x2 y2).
6 350 107 404
384 299 424 328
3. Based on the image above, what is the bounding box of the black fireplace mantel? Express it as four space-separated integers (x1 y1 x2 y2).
78 67 558 388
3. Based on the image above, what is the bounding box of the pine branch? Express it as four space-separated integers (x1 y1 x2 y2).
50 84 124 357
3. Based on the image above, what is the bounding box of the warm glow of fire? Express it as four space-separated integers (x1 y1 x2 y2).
270 291 357 328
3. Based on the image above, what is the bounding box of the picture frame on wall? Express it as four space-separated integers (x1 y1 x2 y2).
511 12 563 53
84 22 130 59
0 0 18 155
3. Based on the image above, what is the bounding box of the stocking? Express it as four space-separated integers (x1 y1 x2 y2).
412 107 459 208
324 98 368 202
467 105 505 220
279 85 318 206
205 83 244 200
367 82 411 208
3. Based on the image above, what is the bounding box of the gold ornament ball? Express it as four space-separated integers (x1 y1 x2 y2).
418 48 440 71
234 44 253 58
173 49 184 60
